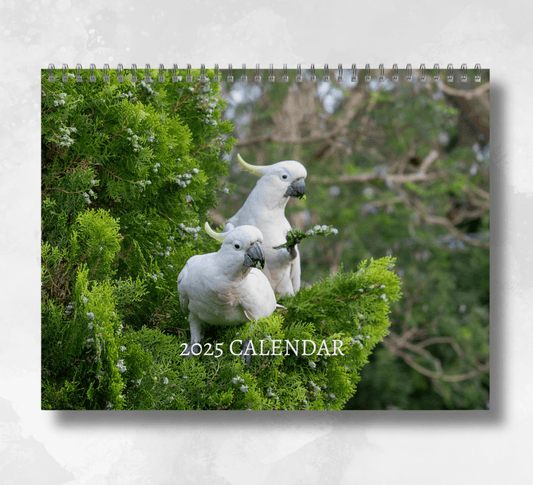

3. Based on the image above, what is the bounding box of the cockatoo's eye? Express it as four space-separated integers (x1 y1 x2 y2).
233 241 242 250
281 174 289 181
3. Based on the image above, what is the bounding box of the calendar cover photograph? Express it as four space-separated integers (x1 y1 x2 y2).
41 65 489 410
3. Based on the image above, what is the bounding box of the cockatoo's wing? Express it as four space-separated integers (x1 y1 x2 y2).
224 158 307 297
177 261 190 315
178 226 278 367
239 268 277 321
178 256 207 315
290 248 301 294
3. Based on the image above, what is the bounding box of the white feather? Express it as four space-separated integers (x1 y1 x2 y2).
177 225 277 347
225 159 307 296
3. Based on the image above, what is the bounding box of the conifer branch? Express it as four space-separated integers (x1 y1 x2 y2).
91 163 137 184
190 138 217 156
44 187 84 196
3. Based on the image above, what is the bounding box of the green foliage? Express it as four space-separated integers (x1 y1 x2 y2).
42 266 125 409
42 68 401 410
116 258 400 410
41 68 235 409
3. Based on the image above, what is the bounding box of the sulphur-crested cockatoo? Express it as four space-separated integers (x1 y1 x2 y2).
223 154 307 297
177 222 277 362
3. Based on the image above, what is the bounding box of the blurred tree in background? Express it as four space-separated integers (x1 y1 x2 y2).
215 67 490 410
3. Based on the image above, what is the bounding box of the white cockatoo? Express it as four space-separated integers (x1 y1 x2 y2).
177 222 277 362
223 154 307 297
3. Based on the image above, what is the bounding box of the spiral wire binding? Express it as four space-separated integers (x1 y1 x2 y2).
46 63 485 83
447 64 454 82
323 64 330 83
309 64 316 82
406 64 413 82
144 64 152 83
392 64 399 82
103 63 110 83
434 64 440 81
227 64 233 83
337 64 343 83
296 64 302 83
351 64 358 83
420 64 426 82
365 64 372 83
117 63 123 83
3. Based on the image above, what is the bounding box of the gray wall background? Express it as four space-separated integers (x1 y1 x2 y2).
0 0 529 483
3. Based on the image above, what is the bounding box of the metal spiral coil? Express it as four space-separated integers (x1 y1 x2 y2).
47 63 484 83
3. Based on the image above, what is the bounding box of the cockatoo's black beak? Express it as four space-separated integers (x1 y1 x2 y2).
285 178 306 199
244 241 265 269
